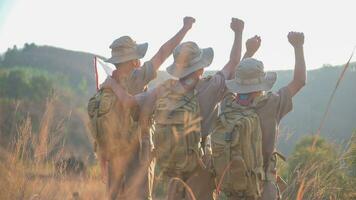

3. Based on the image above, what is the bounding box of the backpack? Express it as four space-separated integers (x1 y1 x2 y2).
152 79 203 177
87 88 138 158
211 93 265 199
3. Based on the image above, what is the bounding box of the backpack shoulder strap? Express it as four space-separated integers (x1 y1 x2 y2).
162 79 200 111
218 92 238 130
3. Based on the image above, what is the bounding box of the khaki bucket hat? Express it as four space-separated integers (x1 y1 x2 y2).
105 36 148 64
226 58 277 93
166 41 214 78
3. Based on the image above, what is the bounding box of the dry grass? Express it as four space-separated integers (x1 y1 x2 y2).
282 135 356 200
1 94 356 200
0 96 106 200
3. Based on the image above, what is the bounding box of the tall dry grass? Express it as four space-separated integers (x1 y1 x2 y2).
1 94 356 200
282 135 356 200
0 96 106 200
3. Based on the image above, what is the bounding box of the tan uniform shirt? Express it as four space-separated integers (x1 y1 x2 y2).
255 86 293 165
96 61 157 155
136 71 228 137
118 61 157 95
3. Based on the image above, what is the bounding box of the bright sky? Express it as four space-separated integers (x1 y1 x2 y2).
0 0 355 70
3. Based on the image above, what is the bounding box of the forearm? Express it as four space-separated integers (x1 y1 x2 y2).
287 46 306 96
109 81 137 107
242 50 255 60
222 31 243 79
139 95 156 134
151 27 190 70
293 46 306 85
230 31 243 65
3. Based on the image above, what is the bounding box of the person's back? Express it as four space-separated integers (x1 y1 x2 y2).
88 17 196 200
211 92 265 200
211 31 306 200
102 18 255 199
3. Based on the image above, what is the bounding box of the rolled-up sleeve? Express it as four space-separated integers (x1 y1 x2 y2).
276 86 293 121
132 61 157 86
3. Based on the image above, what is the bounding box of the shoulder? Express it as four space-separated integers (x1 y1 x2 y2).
265 87 292 103
132 61 156 77
197 72 225 88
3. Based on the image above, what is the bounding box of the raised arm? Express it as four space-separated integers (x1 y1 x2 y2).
287 32 306 97
150 17 195 71
242 35 261 60
221 18 244 79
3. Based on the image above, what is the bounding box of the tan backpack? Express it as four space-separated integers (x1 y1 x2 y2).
211 93 265 199
153 79 203 177
87 88 137 158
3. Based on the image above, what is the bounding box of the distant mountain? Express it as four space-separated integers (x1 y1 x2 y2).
0 43 98 95
1 43 355 155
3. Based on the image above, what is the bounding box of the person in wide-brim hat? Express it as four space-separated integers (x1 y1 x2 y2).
225 58 277 94
105 36 148 65
221 32 307 200
166 41 214 79
96 16 197 200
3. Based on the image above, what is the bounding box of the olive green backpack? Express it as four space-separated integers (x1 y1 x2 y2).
211 93 265 199
87 88 137 158
153 80 203 177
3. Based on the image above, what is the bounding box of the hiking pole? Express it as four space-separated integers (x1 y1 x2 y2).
312 47 355 150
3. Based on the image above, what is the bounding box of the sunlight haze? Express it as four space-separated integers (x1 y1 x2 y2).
0 0 355 70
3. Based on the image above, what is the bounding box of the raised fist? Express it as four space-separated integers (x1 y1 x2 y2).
230 18 244 33
183 16 196 30
246 35 261 55
288 32 304 48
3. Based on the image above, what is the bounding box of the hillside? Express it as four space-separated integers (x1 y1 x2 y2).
0 44 355 156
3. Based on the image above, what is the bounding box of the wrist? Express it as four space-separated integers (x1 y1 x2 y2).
182 26 191 32
293 45 304 50
245 50 255 58
234 30 243 35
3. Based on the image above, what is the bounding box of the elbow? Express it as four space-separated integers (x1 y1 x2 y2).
295 79 306 88
300 79 306 87
230 58 240 67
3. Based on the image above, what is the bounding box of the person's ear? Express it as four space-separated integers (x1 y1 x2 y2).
198 68 204 77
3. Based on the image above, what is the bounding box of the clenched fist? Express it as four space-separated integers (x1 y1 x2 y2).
288 32 304 48
230 18 244 33
246 35 261 55
183 16 196 30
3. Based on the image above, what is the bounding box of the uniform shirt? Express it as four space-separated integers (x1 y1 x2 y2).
255 86 293 165
118 61 157 95
135 71 228 137
96 61 157 155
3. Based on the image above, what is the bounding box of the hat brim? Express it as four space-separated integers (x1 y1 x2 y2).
225 72 277 93
105 43 148 64
166 47 214 78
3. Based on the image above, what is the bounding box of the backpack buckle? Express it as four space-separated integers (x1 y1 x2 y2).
224 132 232 142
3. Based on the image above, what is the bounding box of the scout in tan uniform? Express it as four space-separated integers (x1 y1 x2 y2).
103 18 263 200
210 32 306 200
88 16 196 200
